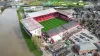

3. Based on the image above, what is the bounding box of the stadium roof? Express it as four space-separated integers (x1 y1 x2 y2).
75 42 97 51
62 21 78 30
51 35 62 42
20 18 43 32
26 8 57 17
46 26 65 37
46 21 79 37
57 9 75 18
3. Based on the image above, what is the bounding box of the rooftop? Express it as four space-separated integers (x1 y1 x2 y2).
46 26 65 37
46 21 78 37
62 21 78 30
26 8 57 17
70 29 99 44
20 18 43 32
47 42 67 52
75 42 97 51
57 9 75 18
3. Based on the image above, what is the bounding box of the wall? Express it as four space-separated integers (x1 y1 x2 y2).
31 28 42 37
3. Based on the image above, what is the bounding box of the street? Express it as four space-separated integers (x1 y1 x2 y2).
0 8 34 56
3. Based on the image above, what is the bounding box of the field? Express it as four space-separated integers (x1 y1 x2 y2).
30 0 85 7
40 17 68 32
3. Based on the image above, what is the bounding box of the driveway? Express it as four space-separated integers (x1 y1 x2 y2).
0 8 34 56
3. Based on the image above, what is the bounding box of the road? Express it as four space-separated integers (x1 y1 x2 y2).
0 8 34 56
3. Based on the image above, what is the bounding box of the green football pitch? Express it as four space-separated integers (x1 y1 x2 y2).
40 17 68 32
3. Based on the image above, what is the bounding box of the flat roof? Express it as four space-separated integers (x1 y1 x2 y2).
46 26 65 37
57 9 75 18
47 42 67 52
70 29 99 44
62 21 78 30
26 8 57 17
20 18 43 32
46 21 78 37
75 42 97 51
51 35 62 42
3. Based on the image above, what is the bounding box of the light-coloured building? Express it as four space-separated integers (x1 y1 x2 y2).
70 29 99 44
31 6 43 11
74 42 97 55
20 18 44 37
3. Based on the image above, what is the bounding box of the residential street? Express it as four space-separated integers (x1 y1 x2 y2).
0 8 34 56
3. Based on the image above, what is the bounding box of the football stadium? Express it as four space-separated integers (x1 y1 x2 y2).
21 8 81 43
31 9 70 33
40 17 68 32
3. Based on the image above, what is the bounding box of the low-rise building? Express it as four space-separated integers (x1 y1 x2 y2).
74 42 97 55
70 29 99 44
31 6 43 11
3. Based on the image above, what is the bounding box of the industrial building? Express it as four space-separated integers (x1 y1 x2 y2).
74 42 97 55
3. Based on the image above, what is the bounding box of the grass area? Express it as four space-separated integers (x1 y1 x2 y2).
30 0 85 7
48 0 79 1
29 1 43 6
44 1 85 7
17 7 42 56
40 17 68 32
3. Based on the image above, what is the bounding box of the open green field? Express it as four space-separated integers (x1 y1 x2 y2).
40 17 68 32
30 0 85 7
49 0 80 2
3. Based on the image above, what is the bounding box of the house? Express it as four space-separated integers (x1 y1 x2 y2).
74 42 97 55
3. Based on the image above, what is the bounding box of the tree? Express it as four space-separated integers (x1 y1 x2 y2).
31 36 42 50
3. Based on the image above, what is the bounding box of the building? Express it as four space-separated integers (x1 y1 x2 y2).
21 8 57 37
70 29 99 44
21 8 82 41
31 6 43 11
46 21 82 43
57 9 75 19
46 42 67 52
94 42 100 56
20 18 44 36
74 42 97 55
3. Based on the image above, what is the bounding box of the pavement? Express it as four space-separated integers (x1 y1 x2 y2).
0 8 34 56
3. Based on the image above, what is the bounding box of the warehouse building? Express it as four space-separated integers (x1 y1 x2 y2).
74 42 97 55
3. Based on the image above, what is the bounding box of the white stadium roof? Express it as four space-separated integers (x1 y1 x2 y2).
20 18 43 32
51 35 62 42
26 8 57 17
